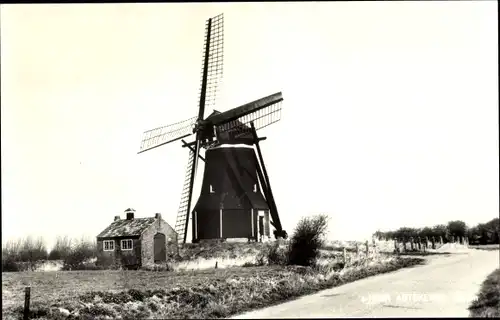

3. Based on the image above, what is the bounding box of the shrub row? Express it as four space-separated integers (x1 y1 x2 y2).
2 236 97 272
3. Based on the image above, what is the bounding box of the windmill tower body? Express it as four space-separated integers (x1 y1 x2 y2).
192 144 271 242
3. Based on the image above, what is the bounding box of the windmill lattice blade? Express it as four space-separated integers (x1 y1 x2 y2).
174 150 195 244
216 100 282 137
138 117 197 153
183 138 201 243
208 92 283 126
199 13 224 114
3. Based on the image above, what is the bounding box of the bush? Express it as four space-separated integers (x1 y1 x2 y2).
468 268 500 317
2 255 22 272
48 236 72 260
1 237 48 271
287 214 329 267
2 240 21 272
96 254 120 270
19 236 49 263
121 254 140 269
267 241 288 265
62 239 97 270
255 241 288 266
142 262 174 272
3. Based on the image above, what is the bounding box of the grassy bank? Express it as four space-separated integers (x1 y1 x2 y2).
468 268 500 317
3 255 424 319
469 244 500 251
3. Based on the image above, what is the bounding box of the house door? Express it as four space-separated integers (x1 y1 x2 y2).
154 233 166 263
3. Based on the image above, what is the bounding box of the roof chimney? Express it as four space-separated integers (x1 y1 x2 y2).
155 213 161 220
114 215 120 221
125 208 135 220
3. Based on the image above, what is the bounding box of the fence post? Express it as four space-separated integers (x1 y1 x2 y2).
24 286 31 320
365 240 369 258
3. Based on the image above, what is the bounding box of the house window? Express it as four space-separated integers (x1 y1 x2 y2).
103 240 115 251
253 184 257 192
210 185 215 193
121 239 133 251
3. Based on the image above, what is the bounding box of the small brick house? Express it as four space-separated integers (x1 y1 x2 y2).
96 208 177 268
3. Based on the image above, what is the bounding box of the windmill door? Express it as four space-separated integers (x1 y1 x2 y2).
221 209 252 239
258 216 264 237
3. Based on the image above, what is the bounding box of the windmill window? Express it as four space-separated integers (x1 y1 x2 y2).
253 184 257 192
121 239 133 251
103 240 115 251
210 185 215 193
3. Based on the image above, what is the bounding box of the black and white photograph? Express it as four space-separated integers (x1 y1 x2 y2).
1 1 498 319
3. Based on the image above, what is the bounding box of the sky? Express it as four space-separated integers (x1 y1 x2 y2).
1 2 498 249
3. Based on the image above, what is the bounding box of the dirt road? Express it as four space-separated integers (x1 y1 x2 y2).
231 249 499 318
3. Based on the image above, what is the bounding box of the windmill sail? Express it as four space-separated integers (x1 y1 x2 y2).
138 116 197 154
213 92 283 138
217 100 282 138
199 13 224 114
137 14 224 156
174 150 195 244
178 13 225 243
208 92 283 126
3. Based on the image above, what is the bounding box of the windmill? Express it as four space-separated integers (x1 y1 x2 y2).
138 13 286 244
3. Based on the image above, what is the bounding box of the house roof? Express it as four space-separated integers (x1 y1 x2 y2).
97 218 156 238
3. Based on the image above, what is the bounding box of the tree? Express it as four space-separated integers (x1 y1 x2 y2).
395 227 413 241
478 224 490 245
447 220 468 241
48 235 73 260
287 214 329 267
419 227 433 239
19 236 48 264
484 218 500 244
62 237 97 270
373 230 384 240
385 231 395 241
432 224 448 243
468 226 480 244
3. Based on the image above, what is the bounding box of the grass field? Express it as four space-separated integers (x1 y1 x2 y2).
468 268 500 317
2 251 425 319
2 266 280 309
